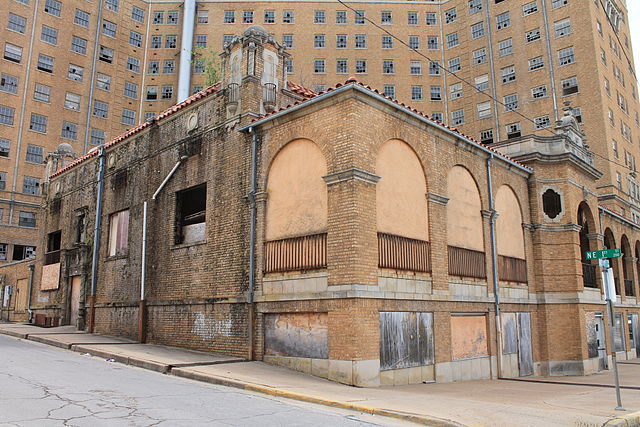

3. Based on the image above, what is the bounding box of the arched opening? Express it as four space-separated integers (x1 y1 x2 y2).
376 139 430 272
604 229 620 295
578 203 597 288
621 235 634 296
264 139 328 273
446 166 485 279
495 185 527 283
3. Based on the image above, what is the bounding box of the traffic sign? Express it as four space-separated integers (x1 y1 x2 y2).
585 248 622 260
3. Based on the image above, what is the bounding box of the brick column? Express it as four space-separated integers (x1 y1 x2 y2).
428 192 449 292
587 233 604 291
625 256 638 300
482 209 497 296
324 169 379 287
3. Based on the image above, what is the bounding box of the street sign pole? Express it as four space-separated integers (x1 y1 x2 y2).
602 265 625 411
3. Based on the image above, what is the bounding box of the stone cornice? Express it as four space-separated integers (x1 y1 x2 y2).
427 192 449 205
529 223 582 233
323 168 381 186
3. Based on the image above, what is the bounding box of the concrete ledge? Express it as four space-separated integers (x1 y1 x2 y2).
603 411 640 426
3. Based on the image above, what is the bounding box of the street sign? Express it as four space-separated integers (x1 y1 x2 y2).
585 248 622 260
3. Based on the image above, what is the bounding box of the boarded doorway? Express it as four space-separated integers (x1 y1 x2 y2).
502 312 533 377
15 279 28 313
630 313 640 358
69 276 81 327
596 314 607 370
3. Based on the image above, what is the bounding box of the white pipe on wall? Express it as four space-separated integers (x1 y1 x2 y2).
178 0 197 102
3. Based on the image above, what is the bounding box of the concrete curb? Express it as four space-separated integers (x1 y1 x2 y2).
28 334 74 349
603 411 640 426
171 368 464 427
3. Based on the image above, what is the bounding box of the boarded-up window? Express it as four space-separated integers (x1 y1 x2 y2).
108 210 129 256
264 313 328 359
41 262 61 290
380 312 434 370
451 314 488 360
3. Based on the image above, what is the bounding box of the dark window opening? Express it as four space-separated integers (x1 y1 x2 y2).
75 212 86 244
45 230 61 264
12 245 36 261
542 189 562 219
175 184 206 245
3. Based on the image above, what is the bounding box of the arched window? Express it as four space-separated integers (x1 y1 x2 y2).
495 186 527 283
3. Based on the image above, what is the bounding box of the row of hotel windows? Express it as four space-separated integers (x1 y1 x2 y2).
13 0 145 23
0 243 36 261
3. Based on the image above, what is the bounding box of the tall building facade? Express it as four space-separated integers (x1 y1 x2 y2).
0 0 637 263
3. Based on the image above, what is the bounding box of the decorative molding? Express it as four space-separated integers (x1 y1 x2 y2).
427 192 449 205
254 191 268 203
586 233 604 242
522 223 535 231
529 223 582 233
481 209 497 220
323 168 381 186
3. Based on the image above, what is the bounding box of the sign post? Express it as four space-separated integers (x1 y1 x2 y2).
590 249 624 411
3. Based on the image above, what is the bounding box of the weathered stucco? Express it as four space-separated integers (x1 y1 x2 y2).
447 166 484 251
495 185 525 259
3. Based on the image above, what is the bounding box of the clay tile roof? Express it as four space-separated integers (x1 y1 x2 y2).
286 81 317 99
50 83 222 179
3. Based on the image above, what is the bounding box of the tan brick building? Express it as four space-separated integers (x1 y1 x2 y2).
2 27 640 386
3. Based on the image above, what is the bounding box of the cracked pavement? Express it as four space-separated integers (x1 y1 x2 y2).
0 336 396 427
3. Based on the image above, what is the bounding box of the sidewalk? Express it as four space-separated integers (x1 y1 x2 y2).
2 322 640 426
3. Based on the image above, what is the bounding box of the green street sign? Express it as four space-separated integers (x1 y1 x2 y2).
585 248 622 260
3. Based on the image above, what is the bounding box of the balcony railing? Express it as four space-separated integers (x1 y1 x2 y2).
625 279 635 297
582 263 597 288
44 250 60 265
264 233 327 274
448 246 486 279
263 83 276 105
378 233 431 273
226 83 239 104
498 255 527 283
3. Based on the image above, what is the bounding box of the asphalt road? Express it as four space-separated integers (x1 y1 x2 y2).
0 336 393 426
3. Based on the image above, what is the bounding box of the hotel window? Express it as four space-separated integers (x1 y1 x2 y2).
18 212 36 228
501 65 516 83
61 121 77 140
64 92 81 111
498 39 513 56
562 76 578 95
0 106 15 125
526 29 541 43
336 60 348 74
122 109 135 126
410 61 422 75
0 139 9 157
475 75 489 91
105 0 119 12
72 36 88 54
504 94 518 111
285 58 293 73
8 14 27 33
523 2 538 16
528 56 544 71
409 36 420 49
145 112 156 121
0 74 18 95
4 43 22 63
532 85 547 99
469 0 482 14
167 11 179 24
452 109 464 126
68 64 83 81
412 86 423 101
496 12 510 30
382 36 393 49
193 60 204 73
162 86 173 99
102 20 116 38
96 73 111 90
427 36 439 50
314 34 325 48
477 102 492 119
223 11 235 24
383 60 395 74
264 10 275 24
91 129 105 145
355 11 365 24
282 34 293 48
126 57 140 73
146 86 158 100
432 112 443 122
381 11 392 25
473 48 487 64
355 60 367 73
555 19 571 38
29 113 47 133
471 22 484 39
93 100 109 118
558 47 575 66
41 26 58 45
337 35 347 48
75 10 90 27
0 174 5 191
336 10 347 24
481 130 494 145
33 84 50 102
355 35 366 48
426 13 437 26
447 33 459 49
612 140 619 157
430 86 441 101
445 8 457 24
535 115 551 129
383 86 395 99
609 110 615 126
408 12 418 25
124 82 138 98
429 61 440 75
98 46 113 63
601 49 607 65
314 59 325 73
223 35 234 47
242 11 253 24
195 35 207 48
507 123 521 138
165 35 177 49
132 7 145 23
44 0 61 17
26 144 43 163
448 57 461 73
450 83 463 99
164 60 175 74
108 210 129 257
153 12 164 24
314 11 326 24
552 0 568 9
129 32 142 48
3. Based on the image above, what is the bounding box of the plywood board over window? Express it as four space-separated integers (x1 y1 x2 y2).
451 314 488 360
41 262 61 290
264 312 328 359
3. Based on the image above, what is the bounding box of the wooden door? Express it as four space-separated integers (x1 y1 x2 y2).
69 276 81 327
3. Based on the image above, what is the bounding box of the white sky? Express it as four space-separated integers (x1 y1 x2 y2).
630 2 640 75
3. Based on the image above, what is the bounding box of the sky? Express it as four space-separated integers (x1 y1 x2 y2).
631 2 640 74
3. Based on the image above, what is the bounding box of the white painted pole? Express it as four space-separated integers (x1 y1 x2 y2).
602 262 625 411
140 201 147 301
178 0 196 102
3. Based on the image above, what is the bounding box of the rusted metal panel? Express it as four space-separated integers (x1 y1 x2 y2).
379 312 434 371
182 223 205 244
498 255 527 283
264 313 328 359
517 312 533 377
451 314 488 360
502 313 518 355
378 233 431 273
448 246 487 279
41 263 61 290
263 233 327 274
585 312 599 359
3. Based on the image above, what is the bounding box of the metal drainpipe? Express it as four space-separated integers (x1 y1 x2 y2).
88 147 106 333
247 127 259 360
26 264 35 322
540 0 560 122
177 0 196 102
486 154 504 378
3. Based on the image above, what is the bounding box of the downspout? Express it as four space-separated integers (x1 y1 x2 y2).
247 127 259 360
177 0 196 102
540 0 560 121
88 147 106 333
26 264 35 322
138 156 187 342
487 154 503 378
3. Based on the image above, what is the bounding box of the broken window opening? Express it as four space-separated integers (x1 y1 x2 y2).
175 184 206 245
45 230 61 264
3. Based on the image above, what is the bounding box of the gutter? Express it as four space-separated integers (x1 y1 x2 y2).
88 147 106 333
246 127 259 360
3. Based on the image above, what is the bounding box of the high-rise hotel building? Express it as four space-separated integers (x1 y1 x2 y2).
0 0 636 263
